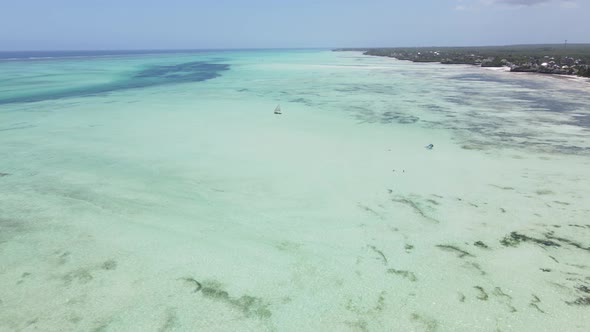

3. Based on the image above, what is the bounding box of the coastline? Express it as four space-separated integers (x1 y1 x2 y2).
482 64 590 85
358 51 590 84
335 45 590 82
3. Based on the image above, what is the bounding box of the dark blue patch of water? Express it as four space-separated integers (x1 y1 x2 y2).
0 61 230 105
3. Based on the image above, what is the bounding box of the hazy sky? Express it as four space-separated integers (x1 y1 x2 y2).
0 0 587 50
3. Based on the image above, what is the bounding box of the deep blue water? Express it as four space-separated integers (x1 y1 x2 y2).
0 61 230 105
0 50 214 61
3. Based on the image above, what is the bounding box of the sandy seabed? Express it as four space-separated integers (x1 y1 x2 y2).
1 50 589 331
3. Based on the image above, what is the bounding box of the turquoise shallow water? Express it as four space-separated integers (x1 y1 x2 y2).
1 50 589 331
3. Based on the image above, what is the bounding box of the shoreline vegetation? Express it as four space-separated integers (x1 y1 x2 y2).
334 44 590 78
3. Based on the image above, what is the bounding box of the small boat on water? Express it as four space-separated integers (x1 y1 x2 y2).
274 104 282 115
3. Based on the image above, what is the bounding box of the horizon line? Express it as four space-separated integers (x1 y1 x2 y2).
2 43 590 53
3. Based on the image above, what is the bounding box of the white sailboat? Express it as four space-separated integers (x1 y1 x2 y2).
274 104 282 115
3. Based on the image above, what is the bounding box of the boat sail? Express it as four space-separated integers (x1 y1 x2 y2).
274 104 282 115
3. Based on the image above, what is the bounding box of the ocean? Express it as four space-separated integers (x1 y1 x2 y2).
1 49 589 331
